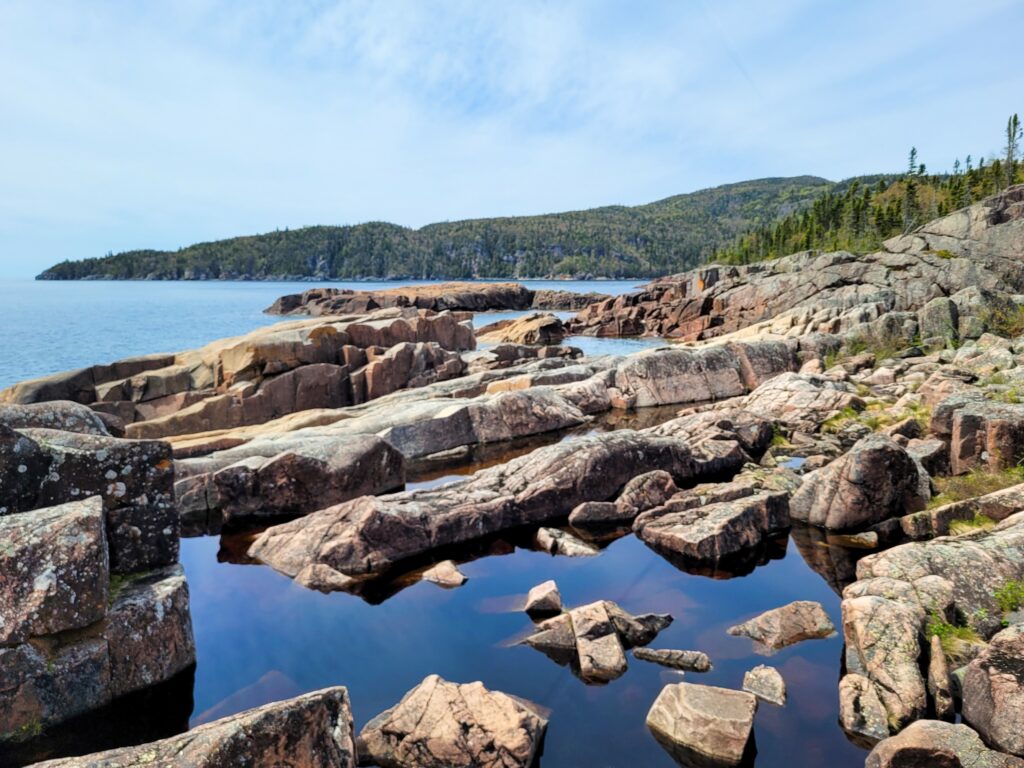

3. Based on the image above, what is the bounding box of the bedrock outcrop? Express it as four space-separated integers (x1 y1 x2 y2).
249 411 767 584
31 687 356 768
568 185 1024 343
840 512 1024 741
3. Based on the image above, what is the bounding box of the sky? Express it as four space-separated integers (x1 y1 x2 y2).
1 0 1022 278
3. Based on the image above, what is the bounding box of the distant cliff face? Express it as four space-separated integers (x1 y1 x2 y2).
36 176 832 281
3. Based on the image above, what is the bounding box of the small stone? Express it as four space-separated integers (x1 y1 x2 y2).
421 560 467 588
524 580 562 617
535 527 599 557
633 648 712 673
742 664 786 706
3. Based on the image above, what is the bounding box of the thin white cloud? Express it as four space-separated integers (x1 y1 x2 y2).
0 0 1021 276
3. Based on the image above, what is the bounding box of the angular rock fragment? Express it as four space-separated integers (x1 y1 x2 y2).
838 673 889 745
727 601 835 652
632 648 711 673
928 634 955 722
646 682 757 767
421 560 467 588
524 580 562 618
742 664 785 706
0 497 108 645
963 624 1024 757
357 675 547 768
535 527 599 557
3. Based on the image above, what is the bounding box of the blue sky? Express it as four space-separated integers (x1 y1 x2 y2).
1 0 1022 277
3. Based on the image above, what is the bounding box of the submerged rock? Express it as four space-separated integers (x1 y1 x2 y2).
32 686 357 767
356 674 547 768
727 600 835 652
646 682 757 767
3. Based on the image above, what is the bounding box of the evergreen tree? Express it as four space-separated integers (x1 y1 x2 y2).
1005 114 1021 189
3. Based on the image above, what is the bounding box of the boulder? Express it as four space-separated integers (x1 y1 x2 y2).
0 401 109 436
31 687 357 767
865 720 1024 768
570 600 628 682
947 399 1024 475
742 664 786 706
635 490 790 564
356 675 547 768
476 312 566 345
177 434 405 525
104 566 196 698
524 580 562 617
838 673 890 745
646 682 757 767
789 434 930 531
0 497 108 645
963 624 1024 757
632 648 712 672
741 372 863 431
727 600 835 651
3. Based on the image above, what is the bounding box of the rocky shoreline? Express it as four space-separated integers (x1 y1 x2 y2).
5 186 1024 766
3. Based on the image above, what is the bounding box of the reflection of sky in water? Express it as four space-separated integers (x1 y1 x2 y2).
179 531 868 768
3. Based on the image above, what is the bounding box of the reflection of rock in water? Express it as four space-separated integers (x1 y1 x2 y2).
788 523 867 595
0 666 195 767
194 669 302 725
649 726 758 768
642 531 789 580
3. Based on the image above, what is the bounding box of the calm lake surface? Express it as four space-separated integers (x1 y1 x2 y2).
0 279 871 767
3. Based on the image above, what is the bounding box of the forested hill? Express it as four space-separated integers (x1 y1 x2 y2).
37 176 833 281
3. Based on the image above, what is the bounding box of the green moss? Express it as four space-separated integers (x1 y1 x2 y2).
927 614 983 660
929 466 1024 508
995 579 1024 614
948 514 996 536
982 303 1024 339
934 249 956 259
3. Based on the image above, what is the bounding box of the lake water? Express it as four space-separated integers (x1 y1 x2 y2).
0 279 872 767
0 278 650 389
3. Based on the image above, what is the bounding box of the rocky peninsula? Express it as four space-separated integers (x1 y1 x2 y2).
5 186 1024 766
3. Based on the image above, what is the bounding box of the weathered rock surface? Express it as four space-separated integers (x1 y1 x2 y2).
477 312 566 345
646 682 757 767
0 401 110 436
740 372 863 431
841 512 1024 735
865 720 1024 768
0 497 108 645
176 434 405 526
632 647 712 672
250 416 755 583
534 527 599 557
928 634 955 722
963 624 1024 757
524 580 562 617
838 673 890 745
727 600 835 651
356 674 547 768
742 664 785 706
31 686 357 768
789 434 930 531
1 428 177 574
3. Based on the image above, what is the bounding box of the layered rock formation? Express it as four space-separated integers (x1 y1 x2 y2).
568 185 1024 343
266 281 605 316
